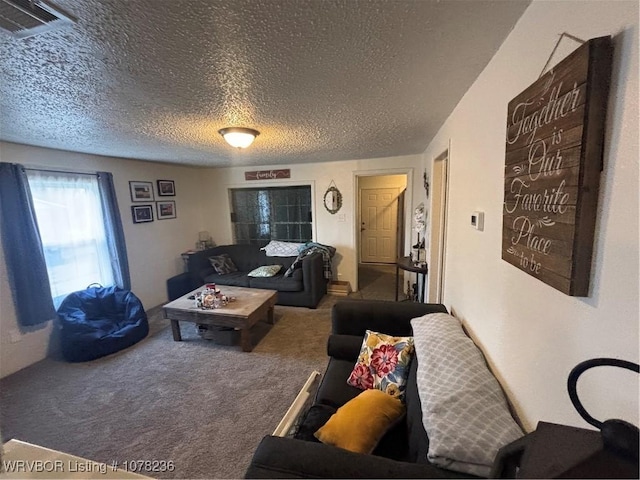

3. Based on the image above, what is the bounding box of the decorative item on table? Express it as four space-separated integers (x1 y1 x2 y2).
197 231 214 251
412 203 427 266
411 240 420 263
194 284 228 309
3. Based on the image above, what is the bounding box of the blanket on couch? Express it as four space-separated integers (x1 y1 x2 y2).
286 242 336 280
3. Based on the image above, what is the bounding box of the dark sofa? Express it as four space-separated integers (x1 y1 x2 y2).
245 299 478 479
186 244 327 308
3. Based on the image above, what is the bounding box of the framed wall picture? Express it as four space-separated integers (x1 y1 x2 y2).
157 179 176 196
131 205 154 223
129 181 154 202
156 200 176 220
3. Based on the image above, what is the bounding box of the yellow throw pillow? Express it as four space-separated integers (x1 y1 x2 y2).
314 389 406 454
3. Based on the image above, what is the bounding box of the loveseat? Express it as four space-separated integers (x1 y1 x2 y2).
185 244 327 308
245 299 523 478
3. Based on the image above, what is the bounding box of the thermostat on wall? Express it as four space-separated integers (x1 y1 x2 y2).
471 211 484 231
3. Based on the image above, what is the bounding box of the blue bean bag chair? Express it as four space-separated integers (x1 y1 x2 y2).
57 286 149 362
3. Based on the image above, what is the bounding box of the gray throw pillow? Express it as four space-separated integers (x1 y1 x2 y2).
208 254 238 275
247 265 282 277
410 313 523 477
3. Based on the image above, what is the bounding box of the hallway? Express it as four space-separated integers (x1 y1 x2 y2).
351 263 405 301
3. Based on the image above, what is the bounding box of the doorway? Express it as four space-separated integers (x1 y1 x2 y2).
428 150 449 303
360 187 399 263
356 174 408 299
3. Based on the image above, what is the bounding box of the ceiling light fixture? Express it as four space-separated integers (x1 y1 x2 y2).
218 127 260 149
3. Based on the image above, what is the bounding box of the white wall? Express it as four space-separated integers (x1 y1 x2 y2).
200 155 424 290
423 0 639 431
358 174 407 190
0 142 206 378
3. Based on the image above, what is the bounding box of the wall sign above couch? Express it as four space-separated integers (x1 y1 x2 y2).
245 169 290 181
502 36 612 296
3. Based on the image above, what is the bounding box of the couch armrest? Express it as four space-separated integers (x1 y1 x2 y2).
301 252 327 307
186 248 219 285
331 299 448 337
244 435 472 479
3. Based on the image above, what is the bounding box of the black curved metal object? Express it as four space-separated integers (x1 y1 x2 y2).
568 358 639 428
568 358 639 460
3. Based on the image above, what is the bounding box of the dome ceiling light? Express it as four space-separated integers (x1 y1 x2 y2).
218 127 260 149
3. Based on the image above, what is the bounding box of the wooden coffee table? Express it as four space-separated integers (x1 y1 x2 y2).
162 285 278 352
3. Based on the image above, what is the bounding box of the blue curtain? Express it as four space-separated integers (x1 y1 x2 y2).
0 163 56 326
97 171 131 290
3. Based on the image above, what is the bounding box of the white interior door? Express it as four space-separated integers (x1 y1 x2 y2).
360 188 399 263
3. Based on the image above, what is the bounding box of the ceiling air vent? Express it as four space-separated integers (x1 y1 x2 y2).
0 0 76 38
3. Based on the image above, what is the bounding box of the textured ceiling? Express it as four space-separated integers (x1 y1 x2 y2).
0 0 530 167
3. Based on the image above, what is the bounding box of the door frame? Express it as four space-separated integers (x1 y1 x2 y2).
353 168 413 293
427 146 450 303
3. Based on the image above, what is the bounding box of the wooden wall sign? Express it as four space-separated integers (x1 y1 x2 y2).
502 36 612 296
244 169 290 181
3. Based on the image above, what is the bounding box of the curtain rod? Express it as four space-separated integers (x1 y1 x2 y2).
23 166 99 176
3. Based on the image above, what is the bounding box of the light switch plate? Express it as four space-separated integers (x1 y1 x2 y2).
471 211 484 231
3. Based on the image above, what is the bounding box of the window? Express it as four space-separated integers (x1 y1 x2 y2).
230 186 312 246
27 170 114 307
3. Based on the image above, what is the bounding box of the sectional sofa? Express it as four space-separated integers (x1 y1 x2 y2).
185 244 327 308
245 299 524 478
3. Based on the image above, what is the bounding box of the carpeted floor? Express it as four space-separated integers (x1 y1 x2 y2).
0 271 402 479
0 300 334 479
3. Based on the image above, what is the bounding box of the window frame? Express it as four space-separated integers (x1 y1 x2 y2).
227 180 317 245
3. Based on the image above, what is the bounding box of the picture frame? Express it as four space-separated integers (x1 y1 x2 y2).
157 179 176 197
156 200 176 220
129 181 154 202
131 205 154 224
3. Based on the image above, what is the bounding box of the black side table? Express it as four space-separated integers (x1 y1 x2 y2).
491 421 638 478
395 256 428 303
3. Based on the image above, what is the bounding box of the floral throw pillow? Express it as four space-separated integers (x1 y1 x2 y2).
347 330 415 400
208 254 238 275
